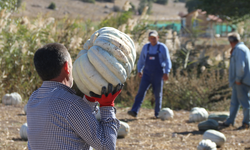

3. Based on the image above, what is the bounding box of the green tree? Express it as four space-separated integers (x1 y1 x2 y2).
138 0 154 15
198 0 250 23
80 0 95 3
155 0 168 5
48 2 56 10
185 0 201 13
96 0 114 2
186 0 250 23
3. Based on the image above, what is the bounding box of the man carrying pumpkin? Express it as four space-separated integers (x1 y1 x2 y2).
219 32 250 130
128 30 172 118
27 43 122 150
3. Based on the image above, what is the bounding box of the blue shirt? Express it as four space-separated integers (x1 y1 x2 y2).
27 81 120 150
137 42 172 74
229 42 250 87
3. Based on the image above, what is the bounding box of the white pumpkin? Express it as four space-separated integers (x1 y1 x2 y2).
189 107 208 122
158 108 174 120
20 123 28 141
197 139 217 150
2 92 22 105
118 121 130 138
73 27 136 96
203 130 226 147
24 104 27 115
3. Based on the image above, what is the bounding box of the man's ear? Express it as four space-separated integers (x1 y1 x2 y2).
63 61 70 74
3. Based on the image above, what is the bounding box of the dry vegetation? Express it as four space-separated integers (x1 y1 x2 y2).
12 0 187 21
1 1 249 150
1 103 250 150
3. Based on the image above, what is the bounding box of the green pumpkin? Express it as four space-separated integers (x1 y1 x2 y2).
208 113 229 122
198 119 219 131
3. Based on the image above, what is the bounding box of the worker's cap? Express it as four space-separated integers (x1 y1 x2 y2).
228 32 240 42
149 30 158 37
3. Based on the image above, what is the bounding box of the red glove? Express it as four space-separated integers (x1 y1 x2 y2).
90 83 123 107
85 95 97 102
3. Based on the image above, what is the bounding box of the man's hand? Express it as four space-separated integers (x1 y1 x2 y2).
235 81 242 85
90 83 123 107
162 73 169 81
138 72 143 78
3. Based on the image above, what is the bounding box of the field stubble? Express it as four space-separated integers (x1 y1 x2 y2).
1 104 250 150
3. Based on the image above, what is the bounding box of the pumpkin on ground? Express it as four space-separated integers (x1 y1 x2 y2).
2 92 22 105
73 27 136 96
198 119 219 131
158 108 174 121
203 130 226 147
208 113 229 122
20 123 28 141
197 139 217 150
118 121 130 138
189 107 208 122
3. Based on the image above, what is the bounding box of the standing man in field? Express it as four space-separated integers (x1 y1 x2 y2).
27 43 122 150
127 30 172 118
220 33 250 129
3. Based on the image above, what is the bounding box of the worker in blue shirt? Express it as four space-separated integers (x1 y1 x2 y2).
220 32 250 129
128 30 172 118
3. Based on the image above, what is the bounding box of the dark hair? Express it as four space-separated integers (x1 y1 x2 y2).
228 36 239 43
34 43 70 81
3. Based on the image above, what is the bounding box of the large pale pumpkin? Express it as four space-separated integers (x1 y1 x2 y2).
2 92 22 105
203 130 226 147
158 108 174 121
189 107 208 122
73 27 136 96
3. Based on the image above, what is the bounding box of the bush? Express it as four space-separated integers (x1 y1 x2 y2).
96 0 114 2
17 0 22 8
48 2 56 10
138 0 153 15
98 11 132 28
0 0 18 11
155 0 168 5
80 0 95 3
0 11 94 102
113 5 120 12
162 69 231 110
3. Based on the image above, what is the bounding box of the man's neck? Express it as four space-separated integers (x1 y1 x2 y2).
231 41 239 49
50 76 69 87
151 42 158 46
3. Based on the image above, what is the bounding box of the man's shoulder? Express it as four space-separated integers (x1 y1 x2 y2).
158 42 168 50
143 42 151 48
55 88 82 103
28 87 82 105
237 42 249 51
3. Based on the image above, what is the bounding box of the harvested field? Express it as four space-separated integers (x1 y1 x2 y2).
0 104 250 150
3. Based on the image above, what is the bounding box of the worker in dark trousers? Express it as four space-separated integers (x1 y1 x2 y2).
128 30 172 118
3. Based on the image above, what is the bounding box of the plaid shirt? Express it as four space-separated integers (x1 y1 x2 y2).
27 81 120 150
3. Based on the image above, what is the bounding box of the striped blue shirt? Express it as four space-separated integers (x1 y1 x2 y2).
27 81 120 150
